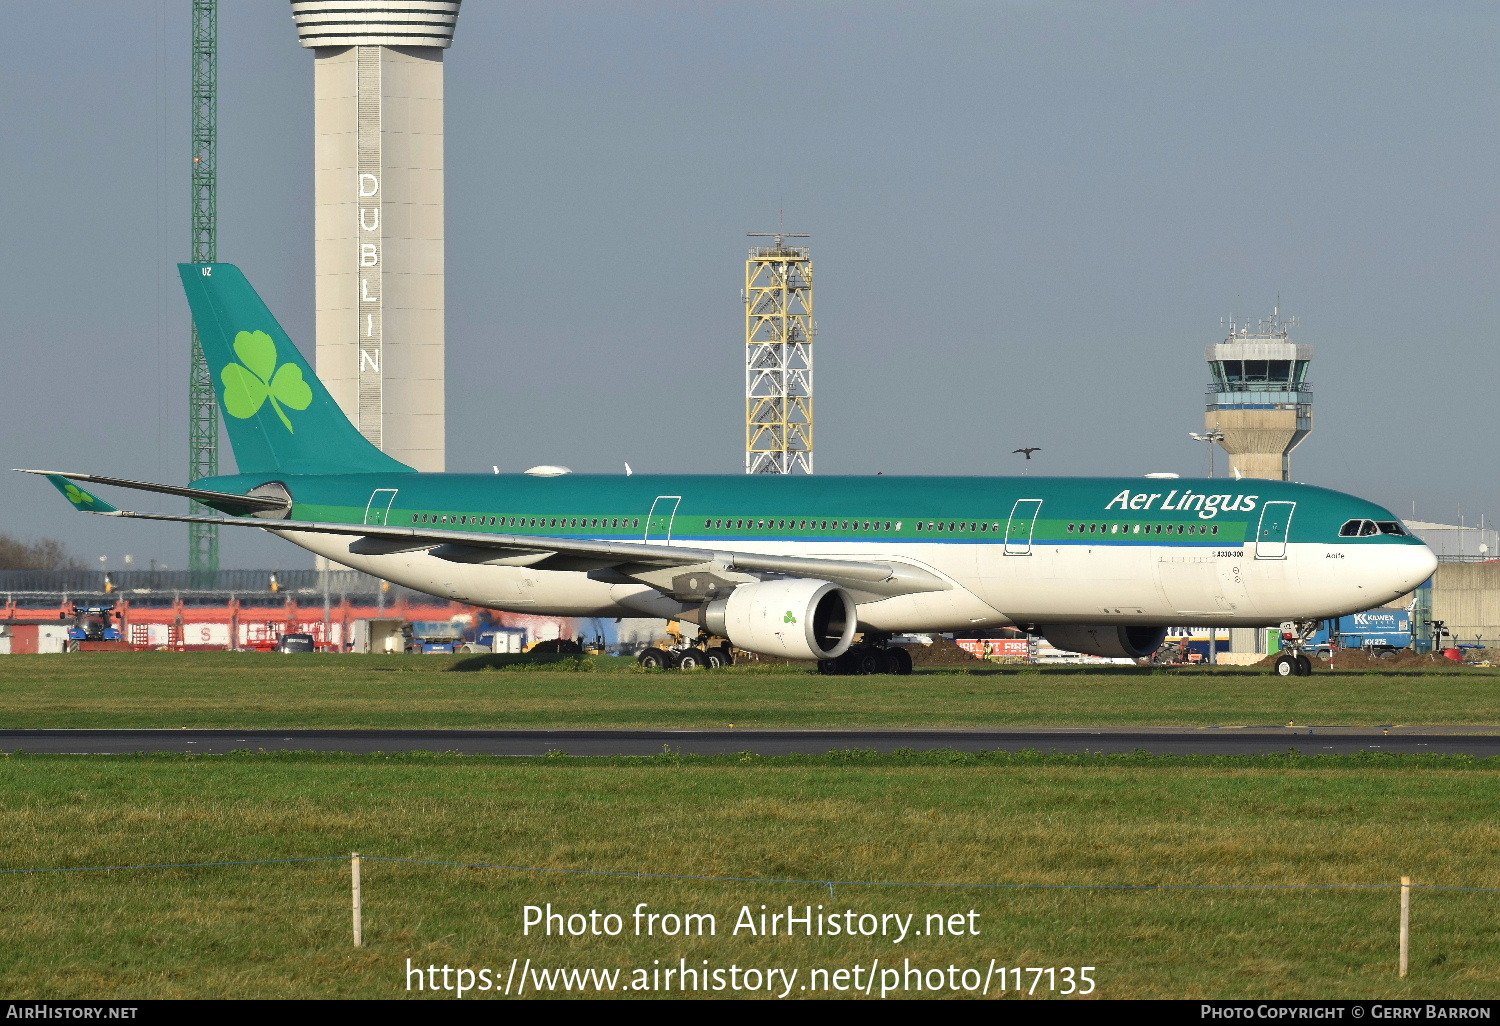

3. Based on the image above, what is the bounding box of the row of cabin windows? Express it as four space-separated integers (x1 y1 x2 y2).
405 513 1234 539
413 513 642 530
1069 522 1221 536
915 521 999 532
706 518 902 532
706 520 1017 533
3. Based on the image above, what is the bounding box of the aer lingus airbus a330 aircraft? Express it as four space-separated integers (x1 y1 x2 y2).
23 264 1437 676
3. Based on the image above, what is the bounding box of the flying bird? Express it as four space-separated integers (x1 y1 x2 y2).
1012 447 1041 459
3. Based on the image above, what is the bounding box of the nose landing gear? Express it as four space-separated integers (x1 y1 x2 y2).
1273 620 1320 676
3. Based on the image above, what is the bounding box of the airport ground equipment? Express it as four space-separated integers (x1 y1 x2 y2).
404 620 463 654
66 603 122 646
469 626 527 653
1307 609 1416 658
275 632 316 653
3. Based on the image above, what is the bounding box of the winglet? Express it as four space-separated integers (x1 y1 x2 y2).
40 474 119 513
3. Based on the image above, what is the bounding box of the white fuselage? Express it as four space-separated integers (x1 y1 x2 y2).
280 530 1436 631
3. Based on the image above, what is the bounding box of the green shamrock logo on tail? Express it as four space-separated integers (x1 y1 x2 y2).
221 330 313 432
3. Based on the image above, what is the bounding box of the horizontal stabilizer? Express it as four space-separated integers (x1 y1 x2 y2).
14 469 291 515
37 474 118 513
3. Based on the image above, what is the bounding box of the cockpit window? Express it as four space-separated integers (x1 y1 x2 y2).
1340 519 1408 538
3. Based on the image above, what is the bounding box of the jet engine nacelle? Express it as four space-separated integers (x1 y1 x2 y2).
1038 625 1168 660
701 579 857 661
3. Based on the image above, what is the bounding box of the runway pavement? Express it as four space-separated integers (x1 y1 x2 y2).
2 726 1497 757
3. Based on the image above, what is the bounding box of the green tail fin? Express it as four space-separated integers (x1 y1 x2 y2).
44 474 119 513
178 263 415 476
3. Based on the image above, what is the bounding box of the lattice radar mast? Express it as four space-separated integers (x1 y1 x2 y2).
744 233 813 474
188 0 220 584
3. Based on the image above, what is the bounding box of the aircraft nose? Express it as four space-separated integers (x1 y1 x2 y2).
1390 543 1438 595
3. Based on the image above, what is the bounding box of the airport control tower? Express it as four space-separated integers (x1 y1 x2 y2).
290 1 461 472
1204 310 1313 480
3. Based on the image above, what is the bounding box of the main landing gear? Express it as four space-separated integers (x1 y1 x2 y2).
1272 620 1320 677
817 641 913 676
636 644 735 670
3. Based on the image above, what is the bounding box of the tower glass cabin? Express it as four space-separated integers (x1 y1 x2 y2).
1204 312 1312 481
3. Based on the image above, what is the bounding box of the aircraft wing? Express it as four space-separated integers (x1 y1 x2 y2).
88 508 950 600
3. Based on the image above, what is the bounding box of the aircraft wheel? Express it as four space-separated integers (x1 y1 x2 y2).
637 647 670 670
818 659 842 675
705 646 734 669
835 649 867 675
886 647 914 675
1295 653 1313 675
676 648 706 670
1273 654 1299 677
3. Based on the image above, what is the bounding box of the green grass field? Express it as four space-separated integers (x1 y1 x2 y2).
1 751 1497 999
4 654 1497 999
0 651 1496 729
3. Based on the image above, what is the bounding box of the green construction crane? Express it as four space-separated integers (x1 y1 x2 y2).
188 0 219 585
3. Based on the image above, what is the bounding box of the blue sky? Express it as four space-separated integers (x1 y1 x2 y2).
2 1 1496 567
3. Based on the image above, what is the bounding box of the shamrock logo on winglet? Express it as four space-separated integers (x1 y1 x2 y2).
64 484 97 507
220 330 313 432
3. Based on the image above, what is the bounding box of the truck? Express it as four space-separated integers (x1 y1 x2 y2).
465 626 528 653
404 620 464 654
1306 609 1414 658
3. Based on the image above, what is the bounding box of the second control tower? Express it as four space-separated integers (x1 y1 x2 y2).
1204 311 1313 481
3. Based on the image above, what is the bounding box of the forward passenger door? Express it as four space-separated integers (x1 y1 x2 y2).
1254 501 1295 559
